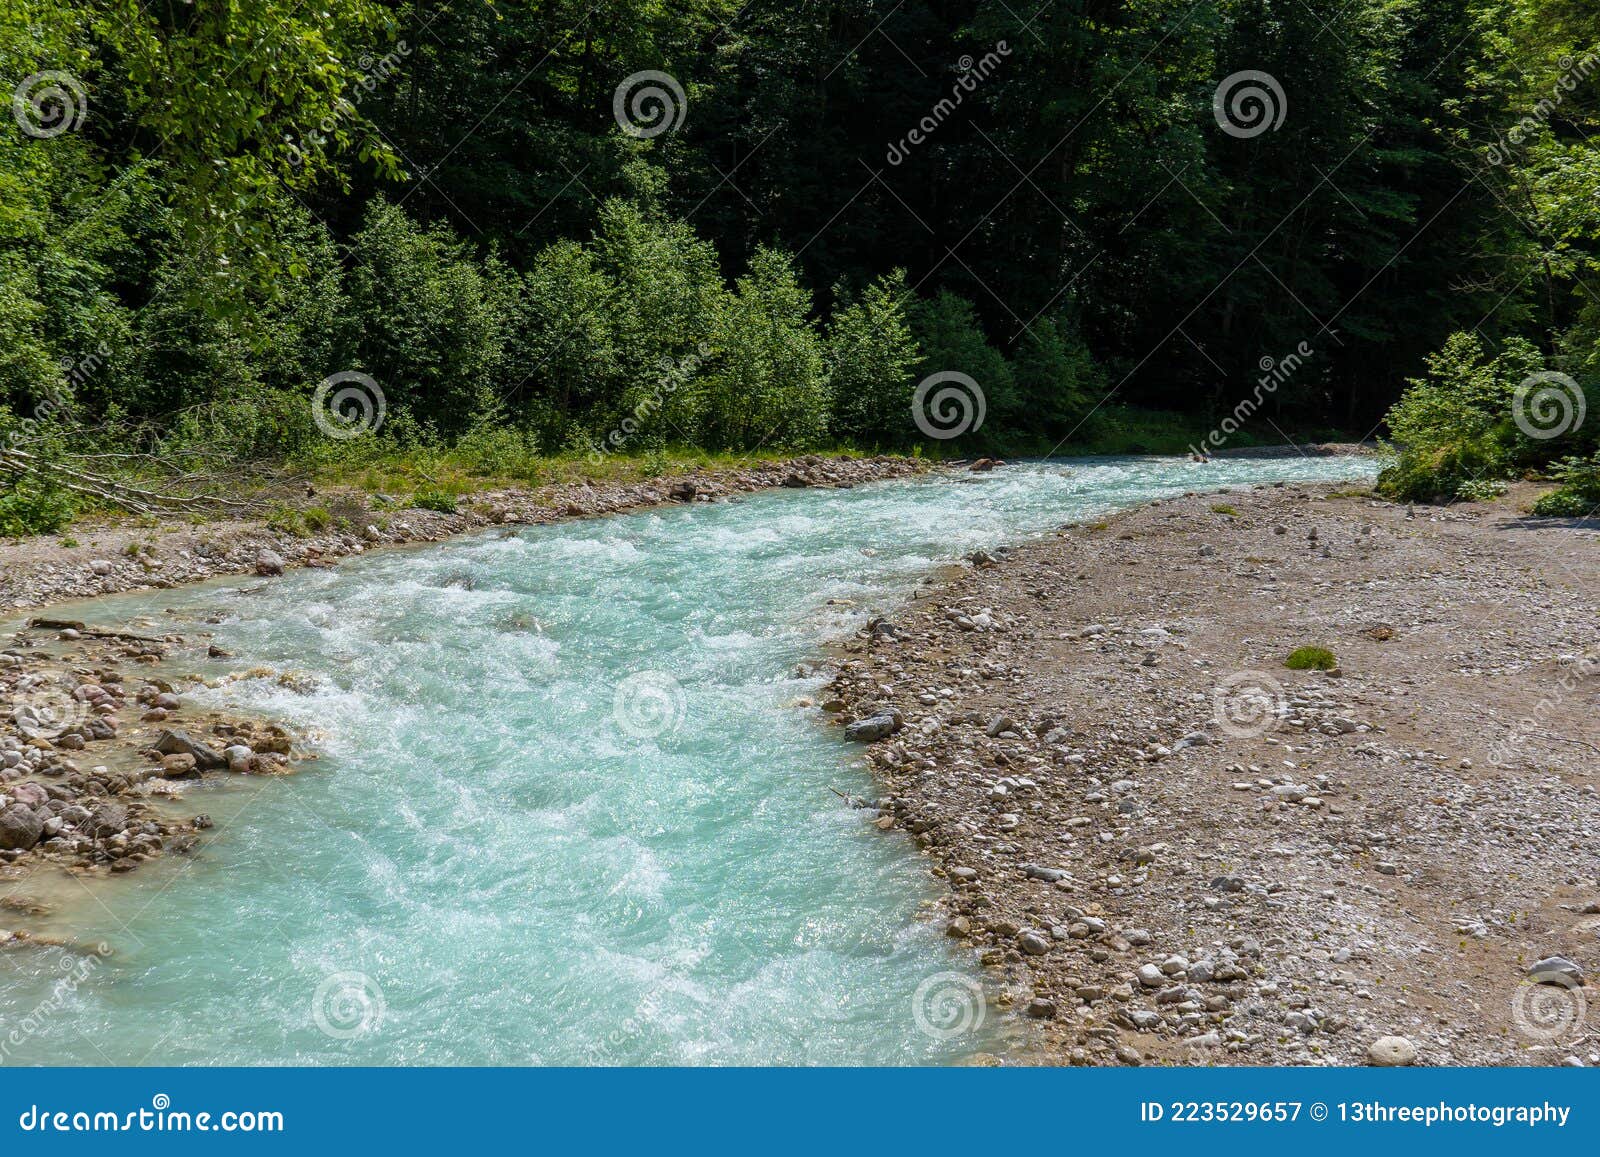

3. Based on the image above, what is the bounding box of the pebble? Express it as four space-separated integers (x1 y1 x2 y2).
1367 1036 1418 1066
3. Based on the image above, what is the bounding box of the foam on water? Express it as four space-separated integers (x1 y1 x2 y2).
0 457 1376 1064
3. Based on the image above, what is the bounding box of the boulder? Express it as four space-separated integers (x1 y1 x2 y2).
844 715 896 742
255 549 286 576
0 805 44 850
88 802 127 838
153 729 226 769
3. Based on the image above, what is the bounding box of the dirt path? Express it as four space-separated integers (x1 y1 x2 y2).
829 477 1600 1066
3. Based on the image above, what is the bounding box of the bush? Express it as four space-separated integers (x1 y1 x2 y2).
1285 646 1337 671
342 199 516 437
1010 314 1103 441
827 272 921 446
699 247 830 450
1377 332 1593 501
1529 453 1600 517
0 475 74 537
908 291 1016 444
410 488 458 513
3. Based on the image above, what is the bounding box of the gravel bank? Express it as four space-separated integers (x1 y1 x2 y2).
828 474 1599 1067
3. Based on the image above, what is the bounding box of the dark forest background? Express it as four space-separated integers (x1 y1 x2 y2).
4 1 1600 528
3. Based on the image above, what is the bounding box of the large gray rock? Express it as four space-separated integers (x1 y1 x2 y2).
844 715 896 742
255 549 286 576
88 802 127 838
153 729 226 769
1368 1036 1418 1066
0 805 44 850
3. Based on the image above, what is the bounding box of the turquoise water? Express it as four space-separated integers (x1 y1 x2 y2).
0 456 1376 1065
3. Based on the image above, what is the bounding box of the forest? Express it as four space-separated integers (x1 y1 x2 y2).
3 0 1600 531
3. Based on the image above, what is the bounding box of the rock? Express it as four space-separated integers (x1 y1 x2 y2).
153 729 226 769
1018 930 1051 956
1137 964 1165 987
223 744 254 772
1368 1036 1417 1066
0 805 44 850
781 472 810 488
668 480 697 502
160 753 199 778
844 715 896 742
89 559 114 576
88 802 127 838
255 549 286 576
1530 957 1584 984
1024 997 1057 1019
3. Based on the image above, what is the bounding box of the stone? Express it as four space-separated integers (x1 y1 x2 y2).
1018 930 1051 956
255 549 286 576
1530 956 1584 984
160 753 200 778
153 729 226 769
1024 997 1057 1019
0 805 44 850
223 744 254 772
88 802 127 838
1368 1036 1417 1066
844 715 896 742
668 480 697 502
89 559 114 576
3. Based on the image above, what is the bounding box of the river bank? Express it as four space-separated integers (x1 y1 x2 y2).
830 475 1600 1067
0 454 926 611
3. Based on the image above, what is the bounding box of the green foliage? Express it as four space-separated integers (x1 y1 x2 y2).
1285 646 1338 671
1376 332 1590 500
0 474 74 537
1456 478 1509 502
827 272 921 446
342 200 516 437
410 489 459 514
909 292 1016 443
1530 453 1600 517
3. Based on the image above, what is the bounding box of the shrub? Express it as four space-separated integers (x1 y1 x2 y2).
827 272 921 446
342 199 516 437
410 489 458 513
1285 646 1337 671
0 475 74 537
1210 503 1239 516
1455 478 1508 503
1529 453 1600 517
1010 314 1102 440
1377 332 1592 501
699 247 830 450
908 291 1016 444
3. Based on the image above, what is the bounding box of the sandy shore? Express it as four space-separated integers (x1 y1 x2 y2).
829 474 1599 1067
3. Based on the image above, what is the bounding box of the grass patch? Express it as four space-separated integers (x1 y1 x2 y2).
1210 503 1240 516
1285 645 1338 671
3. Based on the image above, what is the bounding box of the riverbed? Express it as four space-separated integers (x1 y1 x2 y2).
0 456 1377 1065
